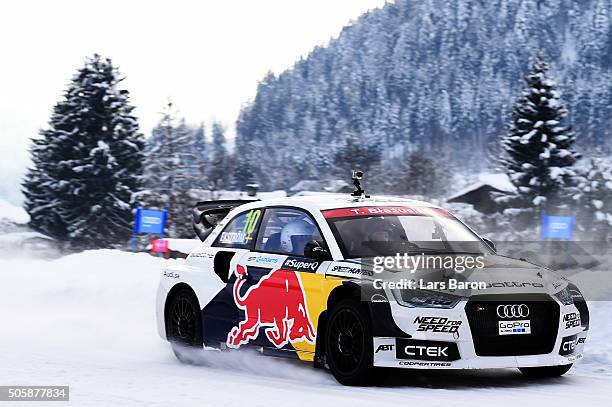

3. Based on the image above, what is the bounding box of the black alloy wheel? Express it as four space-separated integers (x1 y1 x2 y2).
325 299 374 385
166 288 203 363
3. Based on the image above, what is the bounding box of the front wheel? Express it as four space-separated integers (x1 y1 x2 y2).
325 299 374 386
519 364 573 378
166 288 203 364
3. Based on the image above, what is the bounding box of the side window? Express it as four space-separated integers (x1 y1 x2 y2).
213 208 263 249
255 208 324 256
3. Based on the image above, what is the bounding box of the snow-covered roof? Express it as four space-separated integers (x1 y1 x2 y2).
447 173 516 201
0 200 30 224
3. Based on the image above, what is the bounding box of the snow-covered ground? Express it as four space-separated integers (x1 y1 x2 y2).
0 249 611 406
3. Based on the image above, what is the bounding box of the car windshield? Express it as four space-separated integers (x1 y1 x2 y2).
325 206 493 259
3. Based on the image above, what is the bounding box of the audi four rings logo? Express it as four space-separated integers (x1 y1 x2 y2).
496 304 530 318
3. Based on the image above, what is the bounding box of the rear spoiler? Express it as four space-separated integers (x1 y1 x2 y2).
192 199 258 241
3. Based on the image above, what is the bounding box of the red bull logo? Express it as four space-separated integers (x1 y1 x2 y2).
227 264 316 349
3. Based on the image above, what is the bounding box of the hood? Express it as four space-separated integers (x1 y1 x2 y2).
326 254 568 297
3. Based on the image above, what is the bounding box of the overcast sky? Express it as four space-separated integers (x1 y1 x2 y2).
0 0 387 204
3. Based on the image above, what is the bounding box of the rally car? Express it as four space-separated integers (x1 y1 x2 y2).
155 187 589 385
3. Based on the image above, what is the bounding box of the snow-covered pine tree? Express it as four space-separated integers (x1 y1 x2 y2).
404 152 441 198
22 54 144 249
333 133 382 178
575 155 612 243
192 123 208 181
207 122 230 197
498 54 580 222
140 103 207 238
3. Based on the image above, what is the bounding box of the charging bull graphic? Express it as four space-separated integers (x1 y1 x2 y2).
227 264 316 349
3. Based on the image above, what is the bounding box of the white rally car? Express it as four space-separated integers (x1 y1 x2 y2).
155 191 589 385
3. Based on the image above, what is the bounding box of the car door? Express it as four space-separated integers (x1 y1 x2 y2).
228 207 329 354
200 207 263 347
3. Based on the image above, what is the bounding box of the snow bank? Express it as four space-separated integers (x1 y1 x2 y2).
0 250 611 406
0 199 29 224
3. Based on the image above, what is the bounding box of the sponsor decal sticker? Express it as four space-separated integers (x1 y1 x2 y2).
487 282 545 288
375 344 394 353
282 257 320 272
329 265 373 277
247 256 280 265
163 271 180 279
498 320 531 335
395 338 460 361
190 249 215 259
399 361 452 367
563 312 581 329
370 293 388 303
560 334 578 356
414 317 462 334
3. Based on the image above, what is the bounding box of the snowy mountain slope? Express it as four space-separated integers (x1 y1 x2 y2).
0 250 610 406
235 0 612 190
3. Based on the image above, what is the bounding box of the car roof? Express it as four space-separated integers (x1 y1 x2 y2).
236 194 441 212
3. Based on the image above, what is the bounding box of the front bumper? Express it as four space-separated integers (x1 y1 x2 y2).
373 299 588 369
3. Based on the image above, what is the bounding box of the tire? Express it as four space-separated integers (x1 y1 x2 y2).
519 364 573 378
166 288 203 364
325 299 374 386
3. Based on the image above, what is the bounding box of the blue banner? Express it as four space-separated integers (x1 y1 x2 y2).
134 208 167 235
541 214 575 240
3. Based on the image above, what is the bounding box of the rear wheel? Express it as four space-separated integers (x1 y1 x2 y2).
519 364 573 378
325 299 374 386
166 288 203 364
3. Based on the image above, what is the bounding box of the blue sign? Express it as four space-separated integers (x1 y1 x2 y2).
134 208 167 235
541 214 575 240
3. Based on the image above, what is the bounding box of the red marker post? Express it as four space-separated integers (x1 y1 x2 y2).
151 239 169 258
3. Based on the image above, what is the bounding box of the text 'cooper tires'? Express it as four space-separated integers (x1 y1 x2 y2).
519 364 573 378
325 299 374 386
166 288 203 364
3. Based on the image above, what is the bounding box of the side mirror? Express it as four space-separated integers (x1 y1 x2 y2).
304 240 332 262
482 237 496 252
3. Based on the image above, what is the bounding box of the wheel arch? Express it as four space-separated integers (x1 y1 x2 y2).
314 282 363 368
163 282 200 337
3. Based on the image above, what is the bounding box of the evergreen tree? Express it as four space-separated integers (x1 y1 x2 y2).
404 152 441 198
498 54 580 218
140 103 207 238
234 1 612 193
22 54 144 249
333 134 381 178
232 160 255 190
192 123 208 180
575 156 612 243
207 122 230 196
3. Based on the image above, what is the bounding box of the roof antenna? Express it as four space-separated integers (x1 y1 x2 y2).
351 170 370 198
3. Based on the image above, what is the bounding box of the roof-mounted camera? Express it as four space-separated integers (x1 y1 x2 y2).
350 169 369 198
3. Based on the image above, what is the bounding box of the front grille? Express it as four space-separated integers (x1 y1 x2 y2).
465 294 560 356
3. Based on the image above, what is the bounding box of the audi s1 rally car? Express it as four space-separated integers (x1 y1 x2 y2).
155 189 589 385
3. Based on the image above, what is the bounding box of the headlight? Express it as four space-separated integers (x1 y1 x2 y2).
554 286 574 305
392 289 462 309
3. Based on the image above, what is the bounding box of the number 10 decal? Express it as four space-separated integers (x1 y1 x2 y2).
243 209 261 241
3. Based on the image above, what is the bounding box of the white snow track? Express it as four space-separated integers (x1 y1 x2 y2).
0 250 610 406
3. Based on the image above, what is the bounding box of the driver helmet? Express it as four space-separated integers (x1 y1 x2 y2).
280 218 315 254
367 217 394 242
